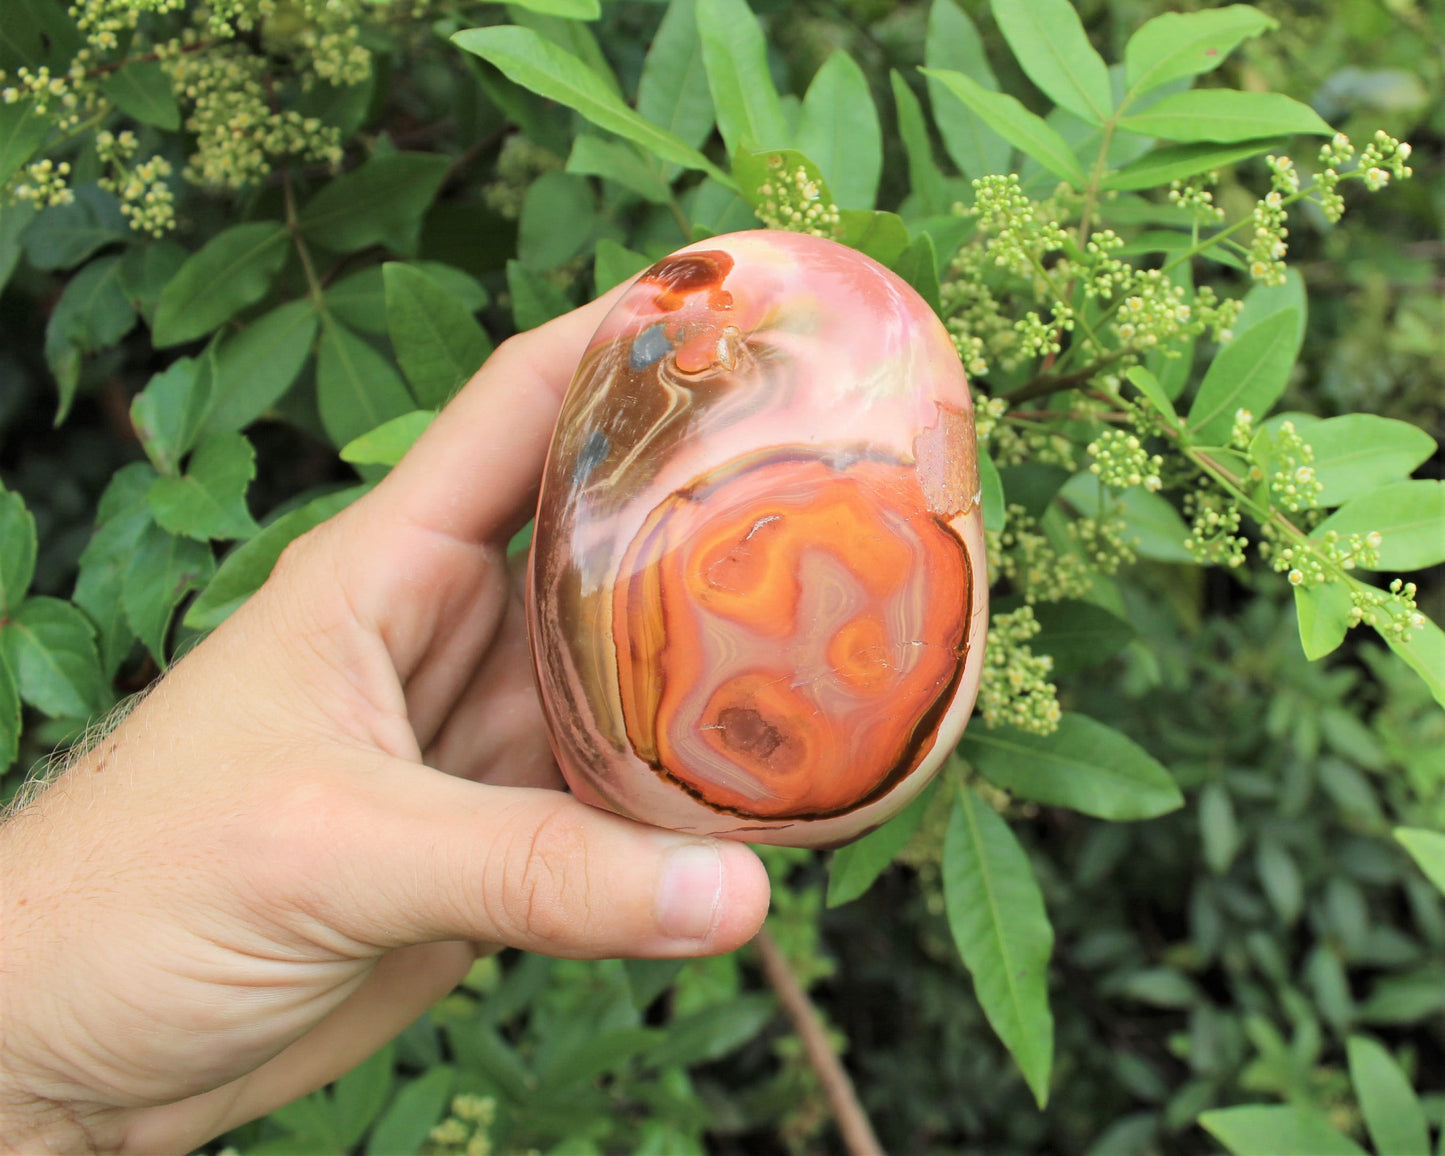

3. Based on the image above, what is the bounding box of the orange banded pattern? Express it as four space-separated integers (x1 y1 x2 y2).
613 451 970 819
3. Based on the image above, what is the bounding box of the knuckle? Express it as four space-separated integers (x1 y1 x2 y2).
493 806 594 948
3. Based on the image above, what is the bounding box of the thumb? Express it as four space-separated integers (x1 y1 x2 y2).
263 751 772 958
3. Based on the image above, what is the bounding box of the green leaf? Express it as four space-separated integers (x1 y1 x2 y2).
921 68 1086 187
567 135 672 204
1383 617 1445 714
890 232 942 317
44 251 137 378
204 300 319 435
0 200 36 294
186 486 367 631
518 170 597 271
827 782 936 907
316 317 416 449
1316 481 1445 572
1124 6 1278 99
1186 308 1300 444
268 1090 341 1148
119 239 187 324
0 98 50 187
452 26 731 185
1396 828 1445 896
943 786 1054 1106
644 995 776 1069
1120 90 1334 144
101 60 180 130
695 0 789 155
1294 580 1352 661
1123 366 1177 425
0 484 37 615
365 1066 454 1156
991 0 1113 126
8 596 105 719
539 1027 663 1091
635 0 715 153
74 463 156 676
333 1043 396 1151
926 0 1010 180
484 0 599 16
1256 836 1303 924
506 258 574 332
384 262 493 408
1057 473 1193 563
1235 266 1306 347
890 71 946 216
1104 138 1286 191
979 451 1004 533
130 356 216 476
339 410 435 467
1199 781 1240 874
797 51 881 210
1199 1105 1368 1155
1030 600 1137 676
298 153 449 257
1301 415 1437 508
835 208 910 266
593 237 652 294
23 183 128 271
507 7 619 96
0 630 19 770
148 433 261 542
1347 1035 1430 1156
964 713 1182 821
327 263 489 337
152 222 289 348
122 522 215 664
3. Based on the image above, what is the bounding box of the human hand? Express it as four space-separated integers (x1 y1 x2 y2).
0 292 772 1155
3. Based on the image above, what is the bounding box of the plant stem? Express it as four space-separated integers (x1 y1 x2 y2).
282 168 327 313
753 927 886 1156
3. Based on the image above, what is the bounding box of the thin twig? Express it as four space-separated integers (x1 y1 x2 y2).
753 927 886 1156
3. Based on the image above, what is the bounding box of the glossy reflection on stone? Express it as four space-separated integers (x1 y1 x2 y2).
527 230 988 847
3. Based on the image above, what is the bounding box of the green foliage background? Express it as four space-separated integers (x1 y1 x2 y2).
0 0 1442 1152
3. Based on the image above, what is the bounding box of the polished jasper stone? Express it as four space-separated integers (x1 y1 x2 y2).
527 230 988 847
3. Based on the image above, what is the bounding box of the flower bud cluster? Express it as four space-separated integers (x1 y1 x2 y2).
12 158 76 208
941 242 1013 375
1168 174 1225 222
1357 130 1413 191
1183 491 1247 569
968 174 1070 282
428 1092 498 1156
977 607 1062 735
483 136 562 219
1262 420 1324 513
1088 428 1163 492
989 505 1093 603
73 0 185 52
755 159 841 238
94 130 176 234
971 391 1008 447
1350 579 1426 643
1246 156 1297 287
163 40 343 189
1263 527 1381 587
1068 514 1137 575
1013 304 1072 360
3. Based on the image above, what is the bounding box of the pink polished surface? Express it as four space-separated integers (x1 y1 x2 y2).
527 230 987 847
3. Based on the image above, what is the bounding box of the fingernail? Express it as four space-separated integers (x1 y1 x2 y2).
657 842 723 941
